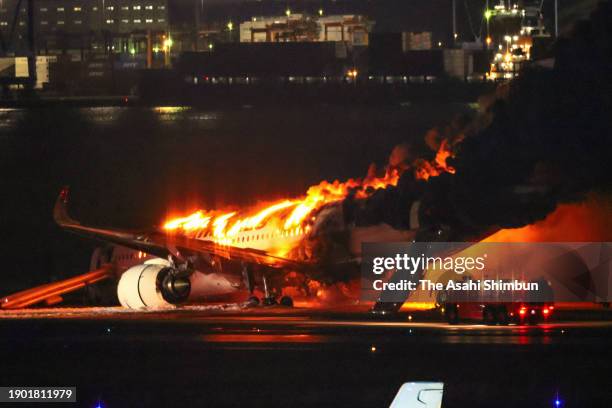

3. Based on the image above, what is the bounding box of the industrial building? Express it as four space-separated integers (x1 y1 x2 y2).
0 0 168 56
239 14 372 47
178 42 348 81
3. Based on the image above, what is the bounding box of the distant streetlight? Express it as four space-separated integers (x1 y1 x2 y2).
208 43 213 50
318 8 323 16
484 9 492 21
227 21 233 31
285 8 291 17
163 36 173 68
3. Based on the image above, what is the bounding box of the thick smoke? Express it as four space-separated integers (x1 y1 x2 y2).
355 2 612 234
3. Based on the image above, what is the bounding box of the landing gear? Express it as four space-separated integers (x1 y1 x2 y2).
242 263 255 294
260 274 279 306
247 296 260 307
242 263 261 307
279 296 294 307
242 265 293 307
262 297 278 306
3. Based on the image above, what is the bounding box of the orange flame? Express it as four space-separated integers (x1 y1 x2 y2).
415 139 456 181
163 168 400 242
163 211 210 231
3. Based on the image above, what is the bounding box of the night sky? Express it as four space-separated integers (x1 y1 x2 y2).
169 0 598 40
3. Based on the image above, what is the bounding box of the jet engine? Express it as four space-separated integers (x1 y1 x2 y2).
117 261 191 309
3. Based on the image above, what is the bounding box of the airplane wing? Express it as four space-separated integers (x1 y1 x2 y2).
54 187 305 270
1 265 113 309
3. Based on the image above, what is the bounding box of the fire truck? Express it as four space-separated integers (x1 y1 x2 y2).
437 277 554 325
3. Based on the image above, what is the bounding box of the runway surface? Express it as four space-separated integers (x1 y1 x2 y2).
1 305 611 407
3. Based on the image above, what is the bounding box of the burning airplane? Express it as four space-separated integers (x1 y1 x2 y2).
1 2 610 312
47 141 463 311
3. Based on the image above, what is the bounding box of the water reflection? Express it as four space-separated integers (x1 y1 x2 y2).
80 107 125 125
154 106 190 114
0 108 24 129
0 106 220 132
153 106 218 124
202 333 325 343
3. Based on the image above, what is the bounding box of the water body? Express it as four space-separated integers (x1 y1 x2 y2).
0 103 472 291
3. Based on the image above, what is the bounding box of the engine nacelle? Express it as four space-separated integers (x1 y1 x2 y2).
117 261 191 309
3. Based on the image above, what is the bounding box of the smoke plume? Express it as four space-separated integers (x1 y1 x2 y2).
356 2 612 234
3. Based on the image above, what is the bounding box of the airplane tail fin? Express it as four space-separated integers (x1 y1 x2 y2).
389 382 444 408
52 187 170 259
53 186 79 227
